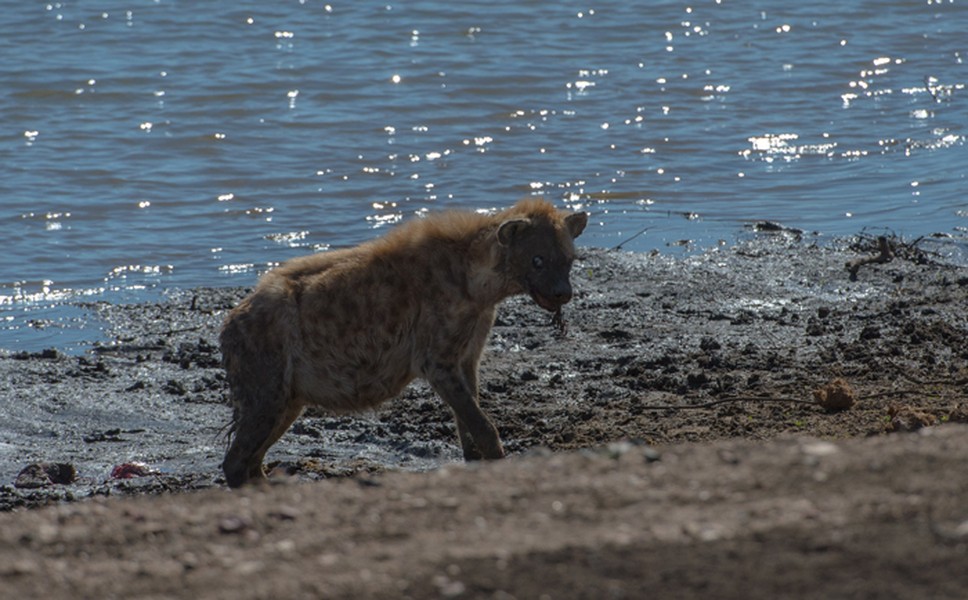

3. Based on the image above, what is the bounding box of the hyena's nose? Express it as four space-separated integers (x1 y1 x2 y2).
553 280 573 305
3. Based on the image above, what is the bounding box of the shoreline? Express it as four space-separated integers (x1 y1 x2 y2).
4 229 966 357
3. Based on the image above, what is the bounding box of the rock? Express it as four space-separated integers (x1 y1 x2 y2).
14 463 77 489
218 515 250 534
163 379 188 396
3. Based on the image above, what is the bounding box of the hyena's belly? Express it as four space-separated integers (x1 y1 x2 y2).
293 271 422 411
293 341 416 412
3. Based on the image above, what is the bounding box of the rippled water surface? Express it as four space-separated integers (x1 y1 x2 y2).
2 1 966 351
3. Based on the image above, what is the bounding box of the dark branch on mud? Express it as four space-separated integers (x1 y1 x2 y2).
641 396 819 411
846 235 893 280
640 389 926 411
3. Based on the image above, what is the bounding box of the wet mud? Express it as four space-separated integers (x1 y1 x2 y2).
3 234 967 509
1 234 967 597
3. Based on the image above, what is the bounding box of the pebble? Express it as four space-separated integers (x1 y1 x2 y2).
14 463 77 489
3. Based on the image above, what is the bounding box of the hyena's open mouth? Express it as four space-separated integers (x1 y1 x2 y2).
529 289 564 312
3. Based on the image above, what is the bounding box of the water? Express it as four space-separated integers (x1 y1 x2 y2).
2 0 966 352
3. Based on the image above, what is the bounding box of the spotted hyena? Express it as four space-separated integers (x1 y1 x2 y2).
219 198 587 487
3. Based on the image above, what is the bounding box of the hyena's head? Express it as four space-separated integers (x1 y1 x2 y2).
497 201 588 312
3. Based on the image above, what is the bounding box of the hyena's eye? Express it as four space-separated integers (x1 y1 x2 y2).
532 255 544 269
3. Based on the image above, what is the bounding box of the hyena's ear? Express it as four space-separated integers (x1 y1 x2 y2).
497 218 531 246
565 212 588 239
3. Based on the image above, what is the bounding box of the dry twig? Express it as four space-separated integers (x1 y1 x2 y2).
639 388 925 412
846 235 893 280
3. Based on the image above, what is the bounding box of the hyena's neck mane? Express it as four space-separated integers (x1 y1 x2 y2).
371 210 517 305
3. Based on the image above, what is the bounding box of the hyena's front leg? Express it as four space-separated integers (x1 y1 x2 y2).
454 359 485 461
427 364 505 460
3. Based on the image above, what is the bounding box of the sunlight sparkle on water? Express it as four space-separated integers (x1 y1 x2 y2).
5 0 967 353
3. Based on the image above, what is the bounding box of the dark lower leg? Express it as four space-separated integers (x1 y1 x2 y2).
223 403 303 488
456 418 484 461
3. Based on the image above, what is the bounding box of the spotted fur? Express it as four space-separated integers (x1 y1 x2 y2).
220 199 587 487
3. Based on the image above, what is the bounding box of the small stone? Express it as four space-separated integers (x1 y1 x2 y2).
605 441 634 459
163 379 188 396
801 441 840 457
218 515 250 534
699 336 721 351
14 463 77 489
642 447 662 463
269 505 300 521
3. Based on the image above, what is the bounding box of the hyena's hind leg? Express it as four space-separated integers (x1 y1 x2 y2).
224 396 303 487
220 304 303 488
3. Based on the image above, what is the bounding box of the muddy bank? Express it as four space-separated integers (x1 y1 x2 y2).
2 233 967 510
2 233 967 597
